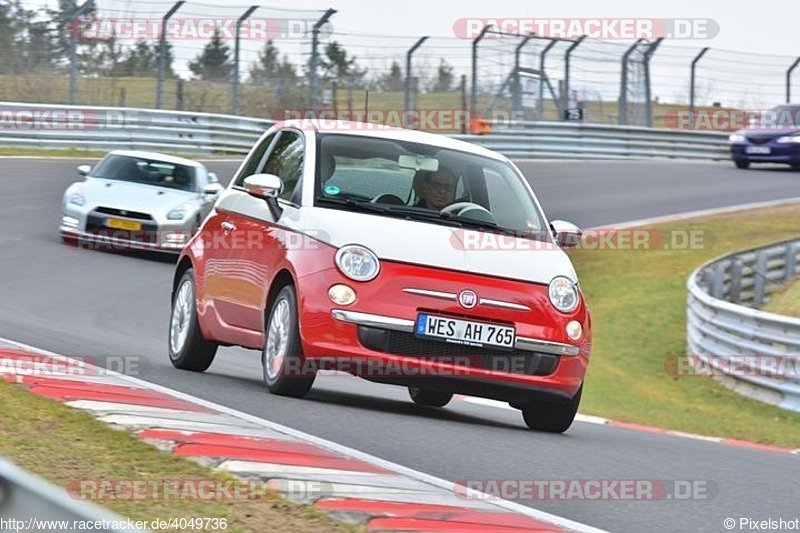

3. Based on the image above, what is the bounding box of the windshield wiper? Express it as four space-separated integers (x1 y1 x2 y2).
315 197 535 237
316 197 464 226
316 197 391 214
438 213 524 237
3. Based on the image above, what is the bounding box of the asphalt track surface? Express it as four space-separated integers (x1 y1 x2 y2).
1 158 799 533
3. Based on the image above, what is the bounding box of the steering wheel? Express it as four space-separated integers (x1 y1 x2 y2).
440 202 497 224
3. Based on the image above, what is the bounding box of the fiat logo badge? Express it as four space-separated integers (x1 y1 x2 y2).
458 290 478 309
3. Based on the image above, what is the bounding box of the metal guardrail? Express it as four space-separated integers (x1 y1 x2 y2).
453 121 730 160
0 457 147 532
0 101 271 155
687 238 800 412
0 102 732 160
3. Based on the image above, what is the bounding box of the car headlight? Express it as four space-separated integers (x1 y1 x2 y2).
776 135 800 144
728 133 746 143
167 204 192 220
68 190 85 206
549 276 580 313
335 245 380 282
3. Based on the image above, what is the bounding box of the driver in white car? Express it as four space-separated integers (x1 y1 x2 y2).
413 167 458 210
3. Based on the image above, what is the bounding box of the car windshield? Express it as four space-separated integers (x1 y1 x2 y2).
315 134 548 239
91 154 197 192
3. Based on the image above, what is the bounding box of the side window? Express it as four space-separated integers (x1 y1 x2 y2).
262 131 305 201
234 131 277 187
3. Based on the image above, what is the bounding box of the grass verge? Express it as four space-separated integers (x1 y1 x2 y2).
571 203 800 448
0 380 359 532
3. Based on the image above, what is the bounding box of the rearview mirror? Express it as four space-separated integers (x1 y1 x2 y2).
243 174 283 200
398 155 439 172
77 164 91 176
550 220 582 248
202 183 223 196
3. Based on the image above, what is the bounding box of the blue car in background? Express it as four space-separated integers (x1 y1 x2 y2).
729 104 800 170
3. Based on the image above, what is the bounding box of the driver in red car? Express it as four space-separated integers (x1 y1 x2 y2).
414 167 457 210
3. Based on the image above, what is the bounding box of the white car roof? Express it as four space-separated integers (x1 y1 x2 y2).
278 120 507 162
107 150 205 168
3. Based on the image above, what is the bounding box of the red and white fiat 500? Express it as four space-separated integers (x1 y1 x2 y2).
168 121 591 432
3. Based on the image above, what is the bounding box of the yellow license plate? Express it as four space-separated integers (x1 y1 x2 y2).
106 218 142 231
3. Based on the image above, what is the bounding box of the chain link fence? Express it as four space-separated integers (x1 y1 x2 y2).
1 3 798 131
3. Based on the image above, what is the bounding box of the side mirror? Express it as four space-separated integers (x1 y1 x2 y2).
77 164 91 177
243 174 283 200
208 172 219 183
202 183 223 196
550 219 582 248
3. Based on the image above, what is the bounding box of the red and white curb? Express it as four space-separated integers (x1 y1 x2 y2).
456 396 800 455
0 338 605 533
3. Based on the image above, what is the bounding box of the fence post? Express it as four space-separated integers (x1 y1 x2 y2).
710 262 725 299
689 47 710 116
309 9 337 111
460 74 468 133
67 0 95 105
562 35 585 119
155 1 184 110
754 250 768 306
642 38 663 128
404 36 428 128
785 242 797 282
537 40 557 120
512 34 534 116
232 6 258 115
471 24 493 115
787 58 800 104
730 257 743 304
618 38 643 126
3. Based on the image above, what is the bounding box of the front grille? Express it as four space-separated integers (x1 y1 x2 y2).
358 326 558 376
94 207 154 221
85 215 159 244
746 134 778 145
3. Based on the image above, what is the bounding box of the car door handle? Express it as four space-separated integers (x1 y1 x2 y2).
221 221 236 232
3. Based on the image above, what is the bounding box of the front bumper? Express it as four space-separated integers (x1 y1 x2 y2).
730 143 800 165
295 263 591 402
60 207 193 253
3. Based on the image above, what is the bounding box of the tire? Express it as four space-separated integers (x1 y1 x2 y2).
168 269 217 371
735 161 750 169
408 387 452 407
520 386 582 433
262 285 315 397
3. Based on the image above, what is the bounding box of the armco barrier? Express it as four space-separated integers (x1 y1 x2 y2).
0 102 731 160
0 457 145 532
687 238 800 412
0 102 270 155
453 121 729 160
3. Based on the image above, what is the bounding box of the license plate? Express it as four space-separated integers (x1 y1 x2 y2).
745 146 771 154
415 314 515 351
106 218 142 231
